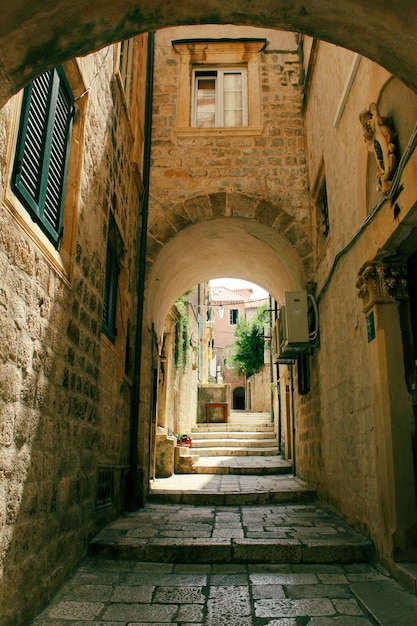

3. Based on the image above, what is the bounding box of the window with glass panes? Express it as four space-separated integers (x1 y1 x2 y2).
193 68 247 127
12 66 74 247
118 38 134 104
229 308 239 325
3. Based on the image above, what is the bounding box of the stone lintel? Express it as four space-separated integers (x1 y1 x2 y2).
172 39 266 64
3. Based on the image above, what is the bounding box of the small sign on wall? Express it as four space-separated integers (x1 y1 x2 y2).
366 311 376 342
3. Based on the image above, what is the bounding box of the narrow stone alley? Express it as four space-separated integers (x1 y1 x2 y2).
2 10 417 624
30 498 417 625
30 447 417 624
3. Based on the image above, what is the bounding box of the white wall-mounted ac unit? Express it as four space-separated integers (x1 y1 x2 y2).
274 291 311 360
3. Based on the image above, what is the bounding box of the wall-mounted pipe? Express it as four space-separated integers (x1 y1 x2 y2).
127 31 155 509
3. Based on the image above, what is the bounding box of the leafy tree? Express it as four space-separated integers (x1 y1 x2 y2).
229 305 267 376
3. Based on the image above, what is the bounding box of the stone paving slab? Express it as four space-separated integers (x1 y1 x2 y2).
90 503 373 565
190 455 292 475
31 559 415 625
351 579 417 625
148 474 316 505
189 446 280 457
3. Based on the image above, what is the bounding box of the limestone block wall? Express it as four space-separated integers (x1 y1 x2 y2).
148 26 311 268
157 300 199 439
295 42 386 540
0 43 145 625
297 39 417 560
247 366 273 412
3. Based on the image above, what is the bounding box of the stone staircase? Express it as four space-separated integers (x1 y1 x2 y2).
89 410 375 569
175 410 285 474
190 411 279 457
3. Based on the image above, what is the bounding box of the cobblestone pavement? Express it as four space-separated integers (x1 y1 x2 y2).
31 558 416 625
30 504 417 625
89 503 372 563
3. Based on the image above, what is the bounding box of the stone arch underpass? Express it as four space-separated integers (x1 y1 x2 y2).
146 194 311 336
0 0 416 106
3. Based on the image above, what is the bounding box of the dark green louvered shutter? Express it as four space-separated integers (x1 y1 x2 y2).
102 242 119 342
13 66 74 247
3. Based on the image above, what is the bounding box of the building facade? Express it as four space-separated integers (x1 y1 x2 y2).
0 38 150 624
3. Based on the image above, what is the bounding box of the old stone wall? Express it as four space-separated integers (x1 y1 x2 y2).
298 39 417 557
175 304 199 435
0 42 145 625
157 300 199 438
247 366 273 412
148 26 311 277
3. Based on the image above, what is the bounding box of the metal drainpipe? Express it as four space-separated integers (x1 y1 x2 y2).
290 362 297 477
127 30 155 510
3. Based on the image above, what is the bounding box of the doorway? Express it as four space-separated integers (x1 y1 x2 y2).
233 386 246 410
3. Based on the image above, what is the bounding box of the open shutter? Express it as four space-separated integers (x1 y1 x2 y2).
43 70 74 238
14 70 53 213
13 67 74 246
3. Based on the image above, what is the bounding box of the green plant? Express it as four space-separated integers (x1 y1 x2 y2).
229 304 267 376
174 296 190 372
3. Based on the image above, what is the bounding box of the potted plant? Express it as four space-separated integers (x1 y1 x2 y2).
176 432 192 448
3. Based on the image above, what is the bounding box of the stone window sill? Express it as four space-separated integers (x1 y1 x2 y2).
175 126 263 138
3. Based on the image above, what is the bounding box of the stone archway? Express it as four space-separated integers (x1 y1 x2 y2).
147 215 307 337
147 191 312 297
0 1 416 106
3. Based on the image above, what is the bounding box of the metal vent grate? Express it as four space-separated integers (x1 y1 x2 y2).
96 467 114 508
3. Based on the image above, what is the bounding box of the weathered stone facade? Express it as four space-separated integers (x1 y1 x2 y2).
0 41 148 624
148 26 311 272
156 300 199 436
247 367 273 413
295 40 417 564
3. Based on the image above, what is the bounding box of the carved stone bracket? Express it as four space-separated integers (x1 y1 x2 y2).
357 261 408 311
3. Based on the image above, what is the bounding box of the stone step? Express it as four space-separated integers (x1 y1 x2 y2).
189 446 279 457
227 415 272 426
148 474 315 506
193 424 275 432
90 500 374 565
229 411 272 420
180 455 293 475
191 430 277 440
190 437 278 449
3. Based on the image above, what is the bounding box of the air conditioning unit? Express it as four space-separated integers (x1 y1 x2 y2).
274 291 311 360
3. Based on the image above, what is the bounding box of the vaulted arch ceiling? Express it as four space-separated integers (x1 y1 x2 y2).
147 217 305 336
0 0 416 106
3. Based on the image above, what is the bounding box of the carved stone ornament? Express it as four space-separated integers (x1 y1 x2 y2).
359 102 398 194
356 261 408 310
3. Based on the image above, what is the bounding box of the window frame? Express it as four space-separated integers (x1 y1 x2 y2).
102 239 120 343
116 38 135 105
229 308 239 325
317 179 330 238
172 39 265 136
12 66 74 248
192 67 248 128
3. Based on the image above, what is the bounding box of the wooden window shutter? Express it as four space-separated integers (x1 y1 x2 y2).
13 66 74 246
